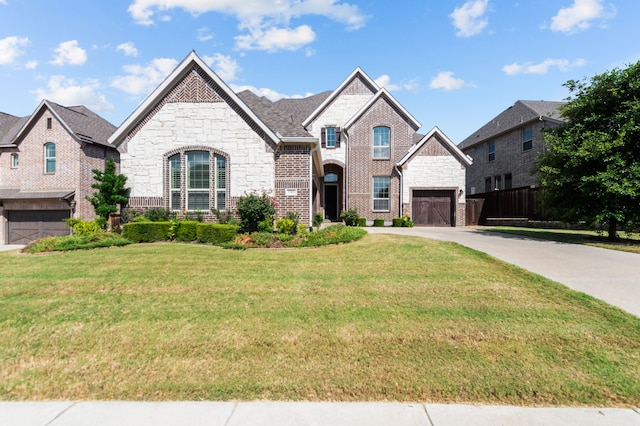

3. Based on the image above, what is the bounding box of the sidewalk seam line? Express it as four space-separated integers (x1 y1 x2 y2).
422 404 435 426
43 402 76 426
224 401 239 426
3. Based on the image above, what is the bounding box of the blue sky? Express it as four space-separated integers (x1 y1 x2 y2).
1 0 638 143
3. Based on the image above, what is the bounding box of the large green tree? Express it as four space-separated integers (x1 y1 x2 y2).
535 61 640 239
87 157 129 223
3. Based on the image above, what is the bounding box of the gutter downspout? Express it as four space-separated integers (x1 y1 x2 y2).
310 140 321 228
344 130 349 212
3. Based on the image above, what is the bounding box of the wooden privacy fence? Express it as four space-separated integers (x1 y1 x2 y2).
466 187 550 225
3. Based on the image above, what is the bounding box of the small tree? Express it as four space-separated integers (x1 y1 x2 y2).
87 157 129 225
535 60 640 239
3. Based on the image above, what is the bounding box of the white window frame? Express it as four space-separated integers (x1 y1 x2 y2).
44 143 56 173
167 150 227 212
10 153 19 168
325 127 336 148
373 176 390 211
373 127 390 159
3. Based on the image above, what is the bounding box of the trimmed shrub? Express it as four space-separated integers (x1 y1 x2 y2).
197 223 239 244
237 192 277 232
313 212 324 230
176 221 198 242
71 220 101 236
276 218 295 235
392 218 403 227
122 222 170 242
340 208 359 226
373 218 385 227
357 217 367 227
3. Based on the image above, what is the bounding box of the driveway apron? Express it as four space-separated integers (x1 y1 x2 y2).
366 227 640 318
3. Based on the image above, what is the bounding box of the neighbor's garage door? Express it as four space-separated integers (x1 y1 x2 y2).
7 210 70 244
412 190 455 226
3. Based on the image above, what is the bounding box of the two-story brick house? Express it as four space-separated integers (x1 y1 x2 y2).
459 100 565 196
0 101 118 244
109 51 471 228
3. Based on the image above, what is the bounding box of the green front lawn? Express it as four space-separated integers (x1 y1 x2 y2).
1 234 639 406
485 227 640 254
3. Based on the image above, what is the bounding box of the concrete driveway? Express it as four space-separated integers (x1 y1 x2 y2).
366 226 640 318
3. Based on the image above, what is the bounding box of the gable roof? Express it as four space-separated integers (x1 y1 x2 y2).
0 112 28 147
344 88 421 131
302 67 379 128
458 100 565 150
108 51 280 146
274 91 332 128
8 100 116 148
398 126 472 167
237 90 313 138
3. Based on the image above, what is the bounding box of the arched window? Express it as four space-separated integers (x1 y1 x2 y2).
44 143 56 173
166 149 227 211
373 127 390 159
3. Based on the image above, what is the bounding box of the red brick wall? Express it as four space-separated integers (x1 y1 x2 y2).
274 144 311 224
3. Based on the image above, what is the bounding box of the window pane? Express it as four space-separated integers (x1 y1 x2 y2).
373 176 390 211
522 127 533 151
171 191 181 210
326 127 336 148
216 156 226 190
216 191 226 211
373 127 390 159
45 143 56 173
188 152 209 190
170 155 181 190
11 154 19 168
188 192 209 210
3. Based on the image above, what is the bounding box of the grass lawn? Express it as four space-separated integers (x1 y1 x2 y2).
1 234 639 406
485 227 640 255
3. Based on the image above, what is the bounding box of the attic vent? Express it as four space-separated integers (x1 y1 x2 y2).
76 133 94 143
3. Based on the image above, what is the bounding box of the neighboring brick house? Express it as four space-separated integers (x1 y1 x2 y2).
110 51 471 227
458 100 565 196
0 100 118 244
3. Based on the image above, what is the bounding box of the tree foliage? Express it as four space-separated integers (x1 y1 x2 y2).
535 61 640 239
87 157 129 222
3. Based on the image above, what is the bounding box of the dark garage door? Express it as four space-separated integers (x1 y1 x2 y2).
8 210 70 244
412 190 455 226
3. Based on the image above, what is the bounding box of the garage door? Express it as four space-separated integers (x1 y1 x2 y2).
7 210 70 244
412 190 455 227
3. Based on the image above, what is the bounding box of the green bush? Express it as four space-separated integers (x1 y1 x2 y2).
176 221 198 242
25 233 131 253
122 222 171 243
313 212 324 230
276 218 295 235
392 218 403 227
357 217 367 227
258 219 274 233
196 223 239 244
373 218 385 227
145 207 174 222
237 192 277 232
340 208 359 226
67 219 101 236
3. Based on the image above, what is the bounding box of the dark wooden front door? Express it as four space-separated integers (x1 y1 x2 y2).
324 185 339 221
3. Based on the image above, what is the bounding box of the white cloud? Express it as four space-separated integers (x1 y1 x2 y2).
111 57 178 96
202 53 240 81
429 71 466 91
50 40 87 66
374 75 420 92
231 84 289 102
116 42 138 57
450 0 490 37
127 0 367 52
25 60 38 69
33 75 114 112
503 58 587 75
0 1 7 5
235 24 316 52
550 0 615 34
0 36 29 65
198 27 214 42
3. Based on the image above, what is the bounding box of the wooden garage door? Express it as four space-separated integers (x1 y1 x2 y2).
8 210 70 244
412 190 454 227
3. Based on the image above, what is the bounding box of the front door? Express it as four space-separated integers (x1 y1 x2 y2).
324 185 339 221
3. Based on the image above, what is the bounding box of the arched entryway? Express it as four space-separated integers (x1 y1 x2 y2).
323 163 344 221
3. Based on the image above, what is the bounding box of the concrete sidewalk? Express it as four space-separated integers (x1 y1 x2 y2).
366 226 640 317
1 401 638 426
